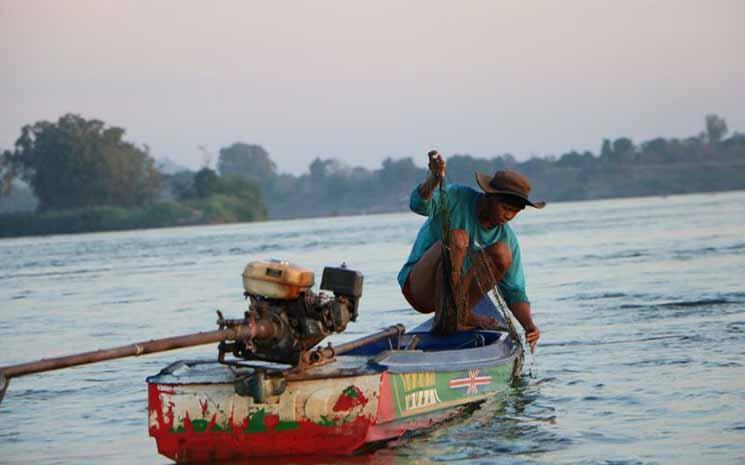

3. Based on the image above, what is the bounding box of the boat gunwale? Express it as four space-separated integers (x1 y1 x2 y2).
147 330 518 385
371 332 519 373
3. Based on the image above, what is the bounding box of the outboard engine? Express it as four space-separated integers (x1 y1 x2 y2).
218 260 363 366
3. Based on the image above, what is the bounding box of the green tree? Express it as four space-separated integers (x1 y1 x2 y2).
446 154 494 185
558 150 593 168
309 157 334 182
641 137 670 162
600 139 614 161
611 137 636 162
192 167 264 205
217 143 276 187
193 168 221 198
379 157 423 186
612 138 634 156
5 114 160 210
1 149 15 196
705 114 728 145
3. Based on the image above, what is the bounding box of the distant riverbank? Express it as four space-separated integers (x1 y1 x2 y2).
2 185 744 239
0 196 266 238
265 159 745 219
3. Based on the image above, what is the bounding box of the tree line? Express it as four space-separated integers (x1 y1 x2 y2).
211 114 745 218
1 113 744 236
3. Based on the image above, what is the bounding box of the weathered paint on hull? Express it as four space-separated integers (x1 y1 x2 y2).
148 360 515 462
149 374 380 462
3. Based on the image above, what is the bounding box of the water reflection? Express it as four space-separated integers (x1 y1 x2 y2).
370 376 567 465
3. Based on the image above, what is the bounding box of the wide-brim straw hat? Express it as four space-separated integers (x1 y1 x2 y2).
475 170 546 209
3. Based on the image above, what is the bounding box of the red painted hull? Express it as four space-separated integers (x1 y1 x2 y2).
148 373 385 462
151 409 372 462
148 372 500 462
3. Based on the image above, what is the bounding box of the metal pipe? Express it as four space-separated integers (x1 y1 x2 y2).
288 324 407 380
333 324 406 355
0 325 257 380
335 324 405 354
0 322 405 402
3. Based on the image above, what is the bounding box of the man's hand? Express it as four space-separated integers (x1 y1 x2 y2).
428 150 445 179
525 325 540 353
509 301 540 353
418 150 446 200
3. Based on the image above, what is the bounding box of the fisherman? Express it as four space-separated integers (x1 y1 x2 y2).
398 150 542 352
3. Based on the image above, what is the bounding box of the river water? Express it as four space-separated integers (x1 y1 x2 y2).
1 191 744 465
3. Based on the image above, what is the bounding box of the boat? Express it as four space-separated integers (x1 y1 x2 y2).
1 260 523 463
146 297 521 462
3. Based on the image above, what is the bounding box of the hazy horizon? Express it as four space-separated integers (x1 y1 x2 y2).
2 0 744 175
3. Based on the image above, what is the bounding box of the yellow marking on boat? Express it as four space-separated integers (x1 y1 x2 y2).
404 387 442 411
400 372 435 392
400 393 494 417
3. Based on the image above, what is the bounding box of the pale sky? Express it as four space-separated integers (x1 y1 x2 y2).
1 0 744 174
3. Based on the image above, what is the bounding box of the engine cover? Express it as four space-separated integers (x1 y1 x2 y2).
242 260 314 300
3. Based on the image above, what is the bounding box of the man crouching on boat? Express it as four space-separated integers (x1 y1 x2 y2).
398 150 542 352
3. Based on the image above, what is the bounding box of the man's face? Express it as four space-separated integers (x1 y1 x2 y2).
479 196 523 229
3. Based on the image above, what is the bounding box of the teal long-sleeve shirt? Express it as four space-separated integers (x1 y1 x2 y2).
397 183 530 306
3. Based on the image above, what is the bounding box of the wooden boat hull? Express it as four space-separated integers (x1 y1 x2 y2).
147 301 521 462
148 363 515 462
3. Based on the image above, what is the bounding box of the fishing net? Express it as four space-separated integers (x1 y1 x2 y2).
431 174 462 335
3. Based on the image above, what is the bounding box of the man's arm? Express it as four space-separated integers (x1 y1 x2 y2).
509 301 540 353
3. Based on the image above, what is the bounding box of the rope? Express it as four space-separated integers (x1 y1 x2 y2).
431 171 462 334
471 246 521 344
